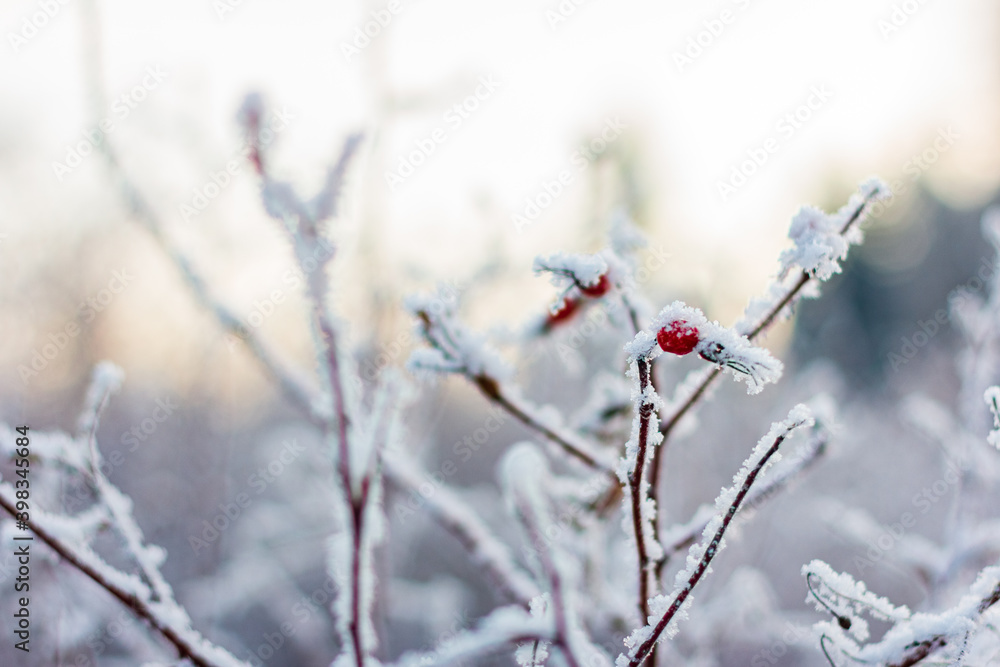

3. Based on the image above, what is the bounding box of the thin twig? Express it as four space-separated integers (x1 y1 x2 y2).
0 492 243 667
625 423 799 666
627 358 655 640
659 431 826 562
473 373 616 476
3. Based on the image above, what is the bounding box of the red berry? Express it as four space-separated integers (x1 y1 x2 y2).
656 321 700 355
546 297 580 328
580 273 611 298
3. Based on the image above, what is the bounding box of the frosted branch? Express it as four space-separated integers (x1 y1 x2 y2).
618 406 812 666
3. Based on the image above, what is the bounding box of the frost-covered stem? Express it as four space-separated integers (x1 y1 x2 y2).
0 493 244 667
655 186 880 443
304 275 369 667
384 458 538 605
626 426 793 667
628 358 655 627
661 430 826 561
744 190 872 339
472 373 615 476
886 583 1000 667
647 188 881 578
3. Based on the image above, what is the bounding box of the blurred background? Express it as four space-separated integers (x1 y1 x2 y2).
2 0 1000 665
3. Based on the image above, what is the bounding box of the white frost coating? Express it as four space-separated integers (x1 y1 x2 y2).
515 594 552 666
405 288 512 381
617 359 665 482
805 562 1000 665
779 205 850 281
986 387 1000 450
623 330 658 361
239 93 358 230
500 444 612 667
618 407 811 663
779 177 888 281
628 301 783 394
329 469 386 665
0 423 87 471
76 361 125 440
735 178 888 335
534 252 609 291
803 560 910 645
501 443 552 542
0 482 249 667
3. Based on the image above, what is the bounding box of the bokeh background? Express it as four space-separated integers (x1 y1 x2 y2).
2 0 1000 665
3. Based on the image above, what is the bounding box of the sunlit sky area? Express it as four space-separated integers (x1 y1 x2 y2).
2 0 999 396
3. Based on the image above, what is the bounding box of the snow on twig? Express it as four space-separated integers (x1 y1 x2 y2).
618 405 813 666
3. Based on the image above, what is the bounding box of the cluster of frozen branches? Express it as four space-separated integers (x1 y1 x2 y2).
6 83 1000 667
802 208 1000 667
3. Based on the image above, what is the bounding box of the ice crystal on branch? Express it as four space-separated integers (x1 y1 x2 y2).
779 178 888 281
405 288 512 381
736 178 889 336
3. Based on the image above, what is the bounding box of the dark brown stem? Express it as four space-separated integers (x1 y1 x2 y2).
473 374 615 476
627 425 796 666
0 494 236 667
628 359 655 637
